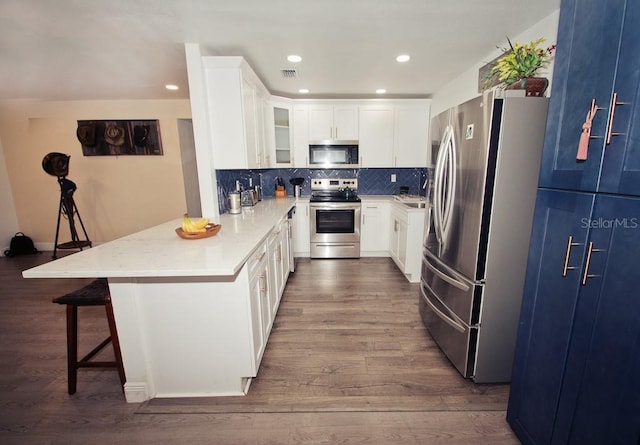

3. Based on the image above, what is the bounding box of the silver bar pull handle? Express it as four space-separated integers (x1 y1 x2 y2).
581 242 604 285
422 256 469 291
562 235 581 276
420 280 466 333
605 92 628 144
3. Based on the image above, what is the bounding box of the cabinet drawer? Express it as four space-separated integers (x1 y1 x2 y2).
247 241 268 278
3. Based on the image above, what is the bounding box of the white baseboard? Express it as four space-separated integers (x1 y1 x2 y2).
124 381 150 403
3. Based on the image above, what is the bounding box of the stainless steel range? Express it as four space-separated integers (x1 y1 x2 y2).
309 178 361 259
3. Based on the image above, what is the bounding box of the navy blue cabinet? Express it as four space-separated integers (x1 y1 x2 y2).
509 192 640 444
508 189 594 444
538 0 640 197
599 0 640 196
509 0 640 442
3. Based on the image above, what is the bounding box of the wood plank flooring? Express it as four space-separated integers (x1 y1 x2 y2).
0 253 518 444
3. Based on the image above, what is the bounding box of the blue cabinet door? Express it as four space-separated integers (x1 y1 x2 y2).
538 0 625 192
507 189 594 444
558 195 640 444
598 0 640 196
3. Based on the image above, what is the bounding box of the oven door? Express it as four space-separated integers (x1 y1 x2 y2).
310 202 361 258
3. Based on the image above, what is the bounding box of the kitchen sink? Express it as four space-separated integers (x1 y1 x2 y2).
394 195 428 209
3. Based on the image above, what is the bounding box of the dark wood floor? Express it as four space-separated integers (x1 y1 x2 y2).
0 253 518 444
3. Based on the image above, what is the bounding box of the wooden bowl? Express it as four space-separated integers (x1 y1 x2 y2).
175 224 221 240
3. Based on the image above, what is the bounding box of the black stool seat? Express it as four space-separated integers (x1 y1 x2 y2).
52 278 126 395
53 278 110 306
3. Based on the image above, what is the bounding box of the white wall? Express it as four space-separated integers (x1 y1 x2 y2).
0 135 20 255
431 10 561 117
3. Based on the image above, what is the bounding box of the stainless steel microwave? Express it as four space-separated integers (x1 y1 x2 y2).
308 140 359 169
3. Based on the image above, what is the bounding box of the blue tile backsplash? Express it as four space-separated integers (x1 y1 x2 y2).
217 167 432 213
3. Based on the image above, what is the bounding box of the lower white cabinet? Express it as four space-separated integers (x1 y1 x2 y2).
389 202 425 283
247 240 271 369
247 217 291 372
268 217 289 316
293 201 310 257
360 200 391 255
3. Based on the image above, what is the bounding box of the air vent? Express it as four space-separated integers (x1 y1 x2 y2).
280 68 298 78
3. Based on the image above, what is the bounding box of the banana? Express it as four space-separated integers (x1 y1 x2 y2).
182 213 209 233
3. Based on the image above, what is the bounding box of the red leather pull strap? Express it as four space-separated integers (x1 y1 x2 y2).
576 100 598 161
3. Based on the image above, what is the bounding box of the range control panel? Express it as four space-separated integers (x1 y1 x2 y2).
310 178 358 191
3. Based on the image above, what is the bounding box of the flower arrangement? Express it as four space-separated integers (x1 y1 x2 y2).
486 38 556 89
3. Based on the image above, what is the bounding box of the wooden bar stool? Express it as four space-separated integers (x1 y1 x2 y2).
52 278 126 394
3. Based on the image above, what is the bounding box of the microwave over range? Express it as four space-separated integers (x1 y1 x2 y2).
308 140 359 169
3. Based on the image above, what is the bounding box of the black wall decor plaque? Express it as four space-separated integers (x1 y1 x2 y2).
76 119 163 156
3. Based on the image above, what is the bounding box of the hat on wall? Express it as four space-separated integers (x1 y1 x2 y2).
133 124 149 146
42 152 71 178
104 123 125 146
76 121 97 147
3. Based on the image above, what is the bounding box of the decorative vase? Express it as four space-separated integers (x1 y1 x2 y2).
507 77 549 97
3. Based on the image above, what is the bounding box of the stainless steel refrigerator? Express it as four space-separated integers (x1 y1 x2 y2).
419 91 549 383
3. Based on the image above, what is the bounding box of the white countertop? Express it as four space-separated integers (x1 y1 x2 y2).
361 195 429 212
23 198 296 279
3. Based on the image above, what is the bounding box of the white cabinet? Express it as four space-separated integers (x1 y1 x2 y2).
293 201 310 257
359 105 395 167
268 218 289 316
308 104 358 140
360 200 391 255
269 98 293 167
247 240 270 369
241 78 259 168
359 102 430 168
202 57 269 169
394 104 429 167
389 202 426 283
292 104 309 168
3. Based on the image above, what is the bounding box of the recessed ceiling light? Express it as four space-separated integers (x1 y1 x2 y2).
376 89 387 94
287 55 302 63
396 54 411 63
298 88 309 94
165 84 179 91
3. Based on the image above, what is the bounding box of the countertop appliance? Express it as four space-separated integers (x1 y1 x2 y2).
240 190 257 207
228 192 242 214
308 141 359 169
309 178 361 258
419 91 549 383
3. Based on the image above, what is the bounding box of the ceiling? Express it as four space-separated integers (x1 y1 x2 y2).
0 0 560 101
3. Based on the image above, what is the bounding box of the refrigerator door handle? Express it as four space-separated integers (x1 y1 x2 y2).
422 256 470 292
441 127 457 247
420 280 466 333
433 128 448 244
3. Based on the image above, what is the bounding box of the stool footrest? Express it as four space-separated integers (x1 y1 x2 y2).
78 336 112 364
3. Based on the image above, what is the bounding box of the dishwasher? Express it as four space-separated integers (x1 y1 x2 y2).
287 207 295 272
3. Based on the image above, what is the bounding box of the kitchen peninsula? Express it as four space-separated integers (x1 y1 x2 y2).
23 198 296 403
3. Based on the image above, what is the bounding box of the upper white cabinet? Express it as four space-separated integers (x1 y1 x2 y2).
292 105 309 168
359 105 395 167
269 97 293 167
394 104 429 167
202 57 269 169
308 104 359 141
359 102 430 168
